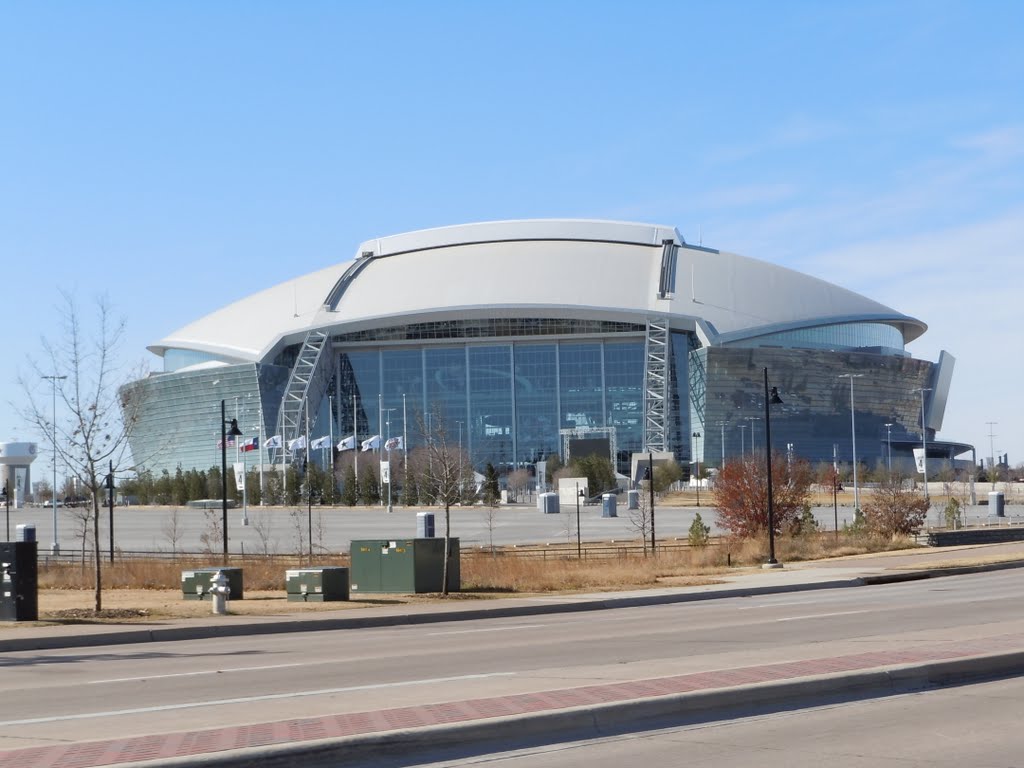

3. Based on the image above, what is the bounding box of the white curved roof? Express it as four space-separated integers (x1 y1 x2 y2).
151 219 924 363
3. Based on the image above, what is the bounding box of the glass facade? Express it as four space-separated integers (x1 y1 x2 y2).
334 336 650 474
125 363 288 476
690 347 935 469
726 322 905 353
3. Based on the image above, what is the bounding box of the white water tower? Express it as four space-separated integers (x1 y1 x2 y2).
0 442 39 508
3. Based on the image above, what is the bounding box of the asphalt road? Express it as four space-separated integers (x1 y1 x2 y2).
11 501 1024 555
2 569 1022 753
403 675 1024 768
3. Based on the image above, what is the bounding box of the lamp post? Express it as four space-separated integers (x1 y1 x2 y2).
648 450 656 555
739 424 747 457
717 421 727 469
42 374 67 554
575 481 584 559
762 368 784 568
986 421 998 490
884 423 893 474
912 387 933 503
2 478 9 541
839 374 864 515
691 431 702 506
220 399 243 563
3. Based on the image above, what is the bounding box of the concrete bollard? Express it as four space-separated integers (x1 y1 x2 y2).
210 570 231 615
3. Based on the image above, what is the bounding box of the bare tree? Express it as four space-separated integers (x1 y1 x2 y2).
249 509 276 556
19 293 145 612
199 508 223 555
415 407 469 596
162 507 183 558
629 485 652 556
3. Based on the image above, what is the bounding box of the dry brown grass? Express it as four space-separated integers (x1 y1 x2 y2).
38 532 919 595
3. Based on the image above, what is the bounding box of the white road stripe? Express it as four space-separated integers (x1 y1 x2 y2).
0 672 516 727
775 610 868 622
428 624 544 636
90 662 305 684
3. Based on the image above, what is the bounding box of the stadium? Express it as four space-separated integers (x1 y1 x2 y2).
123 219 967 484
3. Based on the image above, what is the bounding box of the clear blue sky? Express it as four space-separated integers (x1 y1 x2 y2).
2 1 1022 470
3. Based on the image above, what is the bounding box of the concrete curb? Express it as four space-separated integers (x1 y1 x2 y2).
105 649 1024 768
4 558 1024 653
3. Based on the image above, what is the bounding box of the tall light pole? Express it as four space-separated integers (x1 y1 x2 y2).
763 368 783 568
839 374 864 514
220 400 243 563
986 421 998 490
884 423 893 474
912 387 933 503
691 431 702 506
717 421 727 469
575 481 583 559
739 424 747 457
42 374 66 554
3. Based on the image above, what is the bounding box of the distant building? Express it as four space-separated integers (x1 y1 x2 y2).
123 219 967 477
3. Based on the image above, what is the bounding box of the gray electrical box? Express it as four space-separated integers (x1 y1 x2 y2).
350 538 459 594
285 567 350 602
181 567 244 600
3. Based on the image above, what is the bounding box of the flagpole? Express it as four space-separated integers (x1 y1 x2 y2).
353 393 358 484
378 393 384 508
258 406 265 505
329 394 335 473
305 398 312 562
403 393 408 496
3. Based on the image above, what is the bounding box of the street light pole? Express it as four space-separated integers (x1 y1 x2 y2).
913 387 933 503
220 399 242 563
575 481 583 559
986 421 998 490
839 374 864 514
884 423 893 474
691 431 701 506
763 368 783 568
42 374 67 554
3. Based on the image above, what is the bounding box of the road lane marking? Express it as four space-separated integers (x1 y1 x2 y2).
0 672 517 726
90 663 305 684
428 624 544 636
775 610 868 622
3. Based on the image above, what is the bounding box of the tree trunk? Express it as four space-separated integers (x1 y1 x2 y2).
91 478 102 612
442 502 451 596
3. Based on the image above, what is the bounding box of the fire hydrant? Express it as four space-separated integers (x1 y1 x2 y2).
210 570 231 615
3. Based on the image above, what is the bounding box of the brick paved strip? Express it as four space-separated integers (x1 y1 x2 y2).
5 637 1024 768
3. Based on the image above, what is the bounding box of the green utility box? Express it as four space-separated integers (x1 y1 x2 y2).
349 538 460 594
181 567 244 600
285 567 350 602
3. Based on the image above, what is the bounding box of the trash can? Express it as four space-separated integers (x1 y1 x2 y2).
181 567 244 600
627 490 640 510
602 493 618 518
416 511 435 538
285 567 349 602
0 541 38 621
539 492 560 514
989 491 1005 517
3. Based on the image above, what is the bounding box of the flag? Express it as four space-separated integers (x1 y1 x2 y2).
337 435 357 451
265 435 282 449
311 435 332 450
384 436 404 451
216 436 236 449
361 434 381 452
287 435 307 452
241 436 259 452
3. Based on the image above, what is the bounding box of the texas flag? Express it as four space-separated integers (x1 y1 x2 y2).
241 436 259 452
